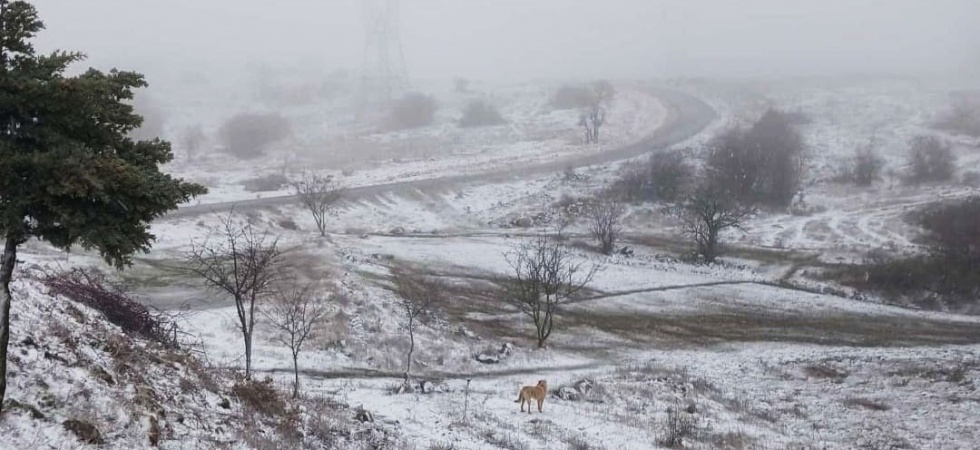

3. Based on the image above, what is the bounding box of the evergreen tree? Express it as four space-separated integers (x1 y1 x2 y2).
0 1 206 410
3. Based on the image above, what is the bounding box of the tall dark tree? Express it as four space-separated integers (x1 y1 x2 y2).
0 2 206 410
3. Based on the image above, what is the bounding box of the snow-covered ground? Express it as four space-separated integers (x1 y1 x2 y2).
5 77 980 449
160 80 666 206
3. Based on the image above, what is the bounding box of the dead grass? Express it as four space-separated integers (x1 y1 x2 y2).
709 429 755 450
804 364 850 382
842 397 892 412
656 405 703 449
231 377 287 417
564 434 607 450
480 428 529 450
562 308 980 349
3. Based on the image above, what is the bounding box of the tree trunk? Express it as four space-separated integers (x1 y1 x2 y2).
245 294 257 380
244 329 253 380
292 352 300 399
405 318 415 376
0 235 21 412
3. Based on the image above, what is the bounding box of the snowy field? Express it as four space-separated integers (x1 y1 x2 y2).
5 77 980 449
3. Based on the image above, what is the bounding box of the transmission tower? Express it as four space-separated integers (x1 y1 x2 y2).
359 0 409 115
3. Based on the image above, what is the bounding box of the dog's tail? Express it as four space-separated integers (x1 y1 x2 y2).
514 392 523 403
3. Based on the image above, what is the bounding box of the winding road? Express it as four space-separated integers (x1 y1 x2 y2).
163 88 717 220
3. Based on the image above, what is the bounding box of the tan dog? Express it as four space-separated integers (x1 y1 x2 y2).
514 379 548 414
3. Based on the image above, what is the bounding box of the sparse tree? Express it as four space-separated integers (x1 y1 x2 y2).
706 109 806 208
0 2 206 411
680 184 754 264
579 81 614 144
392 269 442 378
219 112 291 159
906 135 956 184
589 202 625 254
263 278 330 398
502 226 598 348
180 125 206 162
459 99 505 127
389 92 438 130
186 212 283 379
293 172 344 237
851 145 884 187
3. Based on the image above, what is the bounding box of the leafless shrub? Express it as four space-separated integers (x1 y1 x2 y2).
657 405 701 449
43 269 178 348
293 171 344 237
391 268 443 378
501 224 598 348
706 109 806 208
263 279 331 398
905 136 955 184
843 397 891 411
232 377 287 417
608 150 693 203
589 202 625 255
243 173 290 193
459 99 505 127
186 211 283 379
219 112 291 159
679 184 754 264
389 92 437 130
836 139 884 186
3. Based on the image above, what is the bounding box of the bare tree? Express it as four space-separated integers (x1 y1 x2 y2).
293 172 344 237
589 202 625 254
906 135 956 184
186 212 283 379
502 226 598 348
680 185 754 264
579 81 614 144
263 278 330 398
391 269 441 379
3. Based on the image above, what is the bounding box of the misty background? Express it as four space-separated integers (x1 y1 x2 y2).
30 0 980 85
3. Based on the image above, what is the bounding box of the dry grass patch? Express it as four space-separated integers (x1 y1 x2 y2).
842 397 892 412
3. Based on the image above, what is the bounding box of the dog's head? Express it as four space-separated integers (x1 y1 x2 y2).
536 379 547 388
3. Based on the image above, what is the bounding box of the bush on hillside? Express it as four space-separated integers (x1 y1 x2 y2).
389 92 438 130
219 112 291 159
905 135 955 184
459 100 505 127
706 109 806 208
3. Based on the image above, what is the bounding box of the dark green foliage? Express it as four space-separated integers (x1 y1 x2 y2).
0 0 205 411
0 5 206 266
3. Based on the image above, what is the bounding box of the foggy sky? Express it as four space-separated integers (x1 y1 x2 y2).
30 0 980 82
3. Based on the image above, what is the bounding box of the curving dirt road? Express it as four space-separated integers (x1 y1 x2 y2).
163 88 717 220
